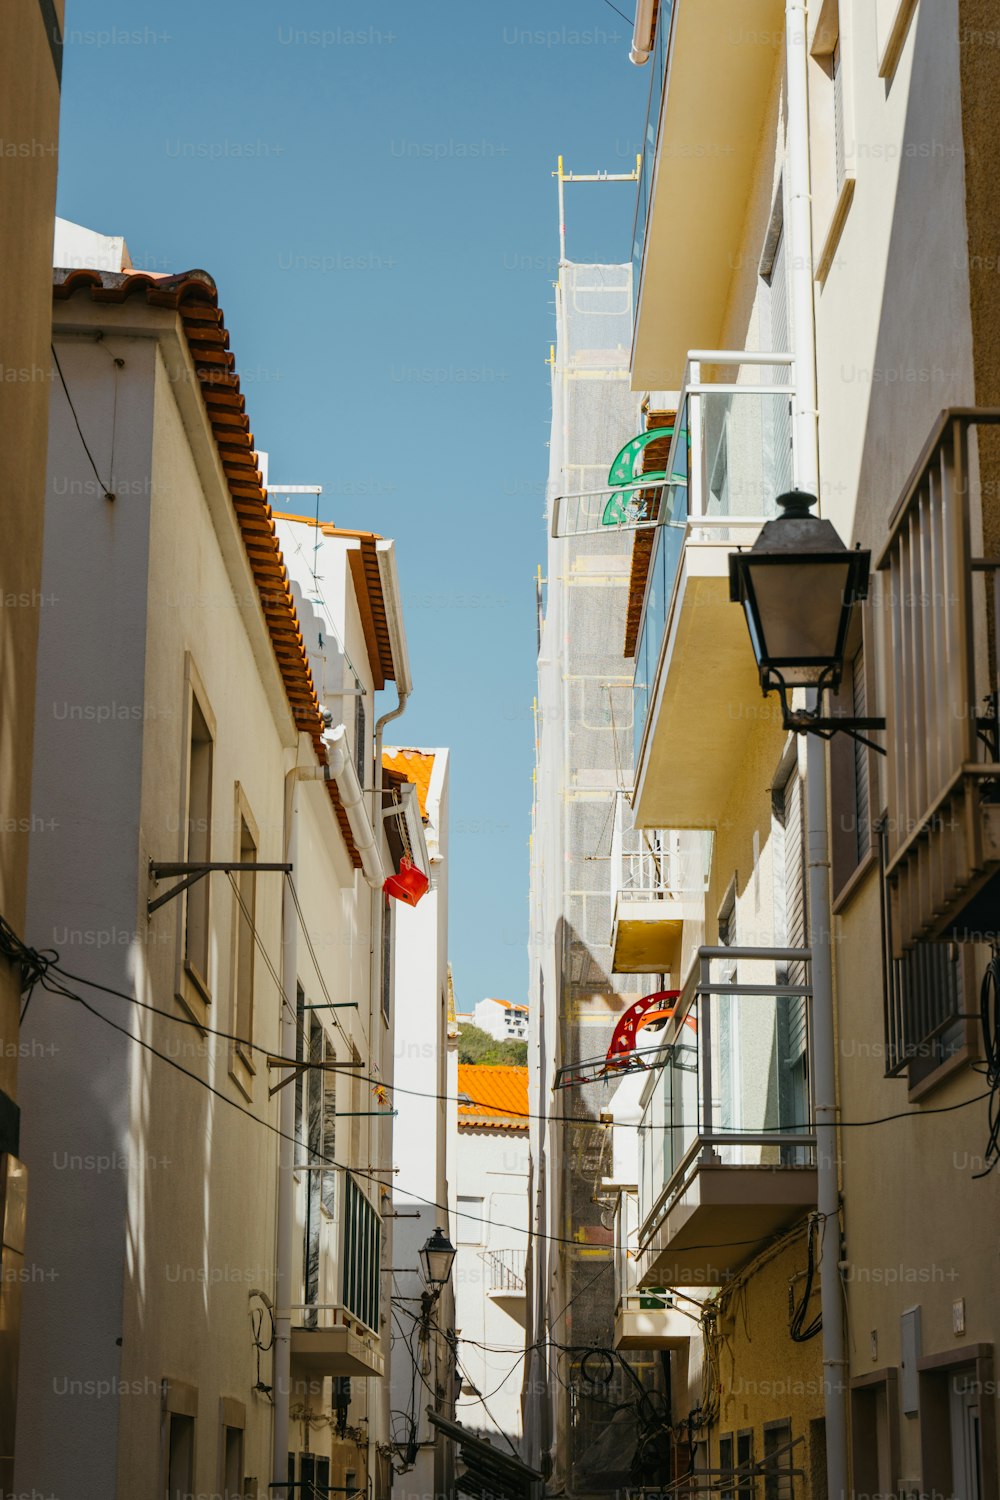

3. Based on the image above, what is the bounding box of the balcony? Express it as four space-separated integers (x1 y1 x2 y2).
484 1247 527 1300
635 947 816 1286
631 0 785 389
609 792 708 976
612 1189 694 1352
632 353 793 832
877 410 1000 953
290 1170 384 1380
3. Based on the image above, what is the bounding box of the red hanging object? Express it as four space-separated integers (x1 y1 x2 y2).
604 989 686 1073
383 855 429 908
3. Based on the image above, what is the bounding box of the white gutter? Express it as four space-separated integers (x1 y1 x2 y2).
785 5 849 1498
376 540 412 697
324 724 385 889
629 0 656 63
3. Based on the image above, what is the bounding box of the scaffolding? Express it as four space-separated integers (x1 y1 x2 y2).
526 250 671 1495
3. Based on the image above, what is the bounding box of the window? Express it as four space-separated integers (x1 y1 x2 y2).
763 1420 794 1500
162 1380 198 1500
773 753 810 1144
222 1423 244 1500
918 1353 994 1500
355 697 367 788
832 39 846 192
720 1435 735 1500
879 821 978 1094
304 1015 324 1329
231 800 258 1087
299 1453 331 1498
457 1195 484 1244
736 1430 755 1500
345 1467 358 1500
166 1413 195 1500
831 628 878 902
184 692 213 999
810 0 855 282
850 1372 899 1499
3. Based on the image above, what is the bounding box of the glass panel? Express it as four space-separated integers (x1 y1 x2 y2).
632 3 674 313
698 390 790 528
639 953 815 1226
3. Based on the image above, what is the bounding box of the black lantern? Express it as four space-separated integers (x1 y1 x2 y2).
419 1226 457 1287
729 490 884 745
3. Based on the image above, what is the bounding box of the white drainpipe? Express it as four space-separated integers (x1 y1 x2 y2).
629 0 656 63
785 4 849 1497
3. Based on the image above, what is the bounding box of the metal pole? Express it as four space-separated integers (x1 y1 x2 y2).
556 155 566 264
786 3 849 1494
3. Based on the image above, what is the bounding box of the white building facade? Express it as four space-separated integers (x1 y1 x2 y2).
454 1065 529 1454
14 231 418 1500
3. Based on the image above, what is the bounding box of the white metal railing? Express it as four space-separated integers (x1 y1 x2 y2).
484 1247 527 1293
610 792 710 911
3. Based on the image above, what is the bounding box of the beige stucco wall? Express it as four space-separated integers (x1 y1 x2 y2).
0 0 63 1112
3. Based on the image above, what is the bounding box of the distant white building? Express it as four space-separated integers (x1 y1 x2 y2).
453 1065 530 1452
467 998 528 1043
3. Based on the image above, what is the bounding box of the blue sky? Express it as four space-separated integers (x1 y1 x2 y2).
56 0 647 1008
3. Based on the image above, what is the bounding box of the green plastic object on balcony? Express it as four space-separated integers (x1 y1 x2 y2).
602 425 673 527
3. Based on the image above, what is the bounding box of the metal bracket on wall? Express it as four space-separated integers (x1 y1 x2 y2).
147 860 292 915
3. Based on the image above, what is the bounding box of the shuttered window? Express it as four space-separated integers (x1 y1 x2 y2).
833 39 846 191
774 765 808 1057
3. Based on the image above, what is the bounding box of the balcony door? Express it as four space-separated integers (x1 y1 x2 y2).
773 759 809 1148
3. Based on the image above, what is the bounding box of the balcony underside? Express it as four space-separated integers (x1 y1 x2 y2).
290 1320 384 1379
613 1302 692 1351
634 546 774 830
632 0 785 390
637 1160 817 1285
612 895 701 974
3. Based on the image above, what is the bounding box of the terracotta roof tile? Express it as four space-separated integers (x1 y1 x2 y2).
457 1064 529 1130
382 748 435 821
624 408 676 659
52 267 361 866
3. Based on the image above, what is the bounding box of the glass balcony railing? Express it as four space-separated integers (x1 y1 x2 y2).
631 2 673 317
636 947 815 1239
632 352 795 764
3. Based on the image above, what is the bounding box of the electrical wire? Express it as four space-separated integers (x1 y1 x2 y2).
974 945 1000 1177
595 0 633 27
788 1215 823 1342
4 918 996 1258
50 343 115 500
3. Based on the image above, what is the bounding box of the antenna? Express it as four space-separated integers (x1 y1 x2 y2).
269 483 323 597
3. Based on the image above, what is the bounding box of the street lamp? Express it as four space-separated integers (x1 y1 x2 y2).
419 1226 457 1289
729 489 885 748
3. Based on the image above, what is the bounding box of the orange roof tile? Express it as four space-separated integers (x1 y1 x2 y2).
51 267 361 866
382 748 435 821
457 1065 529 1131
